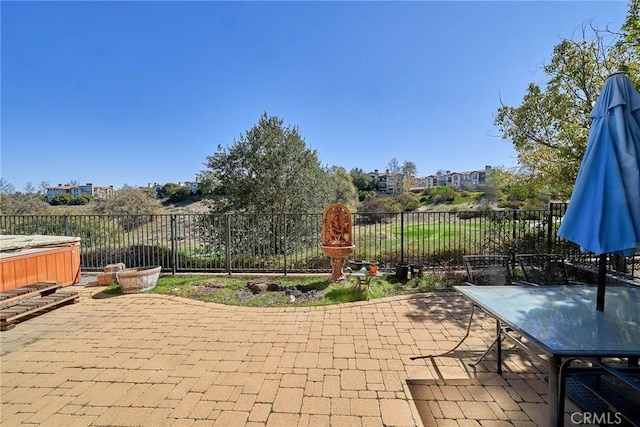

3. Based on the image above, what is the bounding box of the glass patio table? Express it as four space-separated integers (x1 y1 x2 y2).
454 284 640 426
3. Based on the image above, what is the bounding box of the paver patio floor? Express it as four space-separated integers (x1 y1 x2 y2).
1 284 584 426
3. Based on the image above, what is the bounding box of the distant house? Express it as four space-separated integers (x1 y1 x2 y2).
148 183 165 195
182 181 200 194
46 185 75 202
414 175 438 190
92 185 117 200
369 169 404 195
147 180 200 195
46 183 115 202
411 166 492 192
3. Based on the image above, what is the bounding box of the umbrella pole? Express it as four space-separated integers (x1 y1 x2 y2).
597 254 607 311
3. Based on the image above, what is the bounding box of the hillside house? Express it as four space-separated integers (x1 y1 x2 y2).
147 180 200 195
369 169 404 195
411 166 491 192
183 181 200 193
46 183 115 202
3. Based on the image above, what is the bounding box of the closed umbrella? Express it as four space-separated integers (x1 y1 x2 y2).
557 72 640 311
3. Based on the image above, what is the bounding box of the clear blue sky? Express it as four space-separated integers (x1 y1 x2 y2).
1 1 629 191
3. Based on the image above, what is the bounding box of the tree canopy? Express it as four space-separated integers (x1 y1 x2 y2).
0 178 15 195
349 168 373 192
386 158 400 173
495 1 639 198
620 0 639 79
93 187 160 230
0 193 50 214
401 161 417 191
326 166 359 211
159 183 192 203
204 113 329 213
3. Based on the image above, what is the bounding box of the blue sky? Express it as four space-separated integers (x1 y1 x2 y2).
1 1 629 191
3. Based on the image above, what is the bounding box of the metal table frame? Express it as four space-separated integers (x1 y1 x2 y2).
454 284 640 426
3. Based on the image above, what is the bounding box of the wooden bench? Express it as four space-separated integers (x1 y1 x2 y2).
0 282 79 330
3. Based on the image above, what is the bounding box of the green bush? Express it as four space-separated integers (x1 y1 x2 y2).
358 196 401 224
421 187 456 205
393 193 420 211
50 193 73 205
498 200 523 209
160 183 192 203
457 210 481 220
70 195 93 205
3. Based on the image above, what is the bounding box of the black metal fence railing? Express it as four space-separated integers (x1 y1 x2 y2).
0 203 637 280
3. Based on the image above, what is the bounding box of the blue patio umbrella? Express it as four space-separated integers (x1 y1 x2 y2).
557 72 640 311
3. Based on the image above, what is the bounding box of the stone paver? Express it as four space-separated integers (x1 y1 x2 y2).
0 283 583 426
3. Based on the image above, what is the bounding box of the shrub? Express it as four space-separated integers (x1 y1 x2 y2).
93 188 161 231
393 193 420 211
358 196 401 224
498 200 523 209
421 187 456 205
168 186 192 203
457 210 481 220
160 183 193 203
50 193 73 205
69 195 93 205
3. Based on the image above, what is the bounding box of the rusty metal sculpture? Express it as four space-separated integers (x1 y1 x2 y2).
320 203 355 282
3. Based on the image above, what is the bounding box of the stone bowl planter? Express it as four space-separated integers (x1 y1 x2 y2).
116 266 161 294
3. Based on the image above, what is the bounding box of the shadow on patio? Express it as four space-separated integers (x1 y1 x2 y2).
402 293 587 426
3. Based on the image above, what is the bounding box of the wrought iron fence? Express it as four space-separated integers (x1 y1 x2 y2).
1 203 637 280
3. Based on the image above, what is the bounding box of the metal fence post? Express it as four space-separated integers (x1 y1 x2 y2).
511 209 517 268
283 214 288 276
225 214 232 275
547 203 554 252
400 211 405 264
171 214 177 275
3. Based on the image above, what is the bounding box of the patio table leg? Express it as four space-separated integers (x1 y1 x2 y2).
496 320 502 374
549 355 560 427
467 319 502 373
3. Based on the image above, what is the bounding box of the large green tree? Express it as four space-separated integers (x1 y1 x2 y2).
619 0 639 79
495 1 639 198
202 114 330 258
349 168 373 192
205 113 328 214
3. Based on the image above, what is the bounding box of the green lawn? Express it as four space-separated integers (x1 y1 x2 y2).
103 272 461 307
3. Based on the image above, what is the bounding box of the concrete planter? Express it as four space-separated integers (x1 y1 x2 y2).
116 266 161 294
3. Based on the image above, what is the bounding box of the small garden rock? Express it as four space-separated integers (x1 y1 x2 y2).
246 278 281 294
